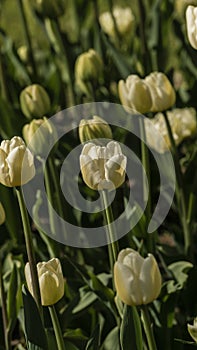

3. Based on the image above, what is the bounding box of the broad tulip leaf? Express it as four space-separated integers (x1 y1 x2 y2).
168 261 193 290
120 305 143 350
22 285 48 350
102 326 120 350
7 263 18 333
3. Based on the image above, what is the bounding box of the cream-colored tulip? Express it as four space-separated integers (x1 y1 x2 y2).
0 136 35 187
25 258 64 306
114 248 162 306
0 202 5 225
145 72 176 112
99 6 134 40
79 116 112 144
188 317 197 342
118 75 152 114
145 108 197 153
186 6 197 49
22 117 57 157
20 84 51 120
75 49 103 83
80 141 127 191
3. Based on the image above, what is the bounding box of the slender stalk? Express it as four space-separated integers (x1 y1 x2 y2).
0 261 11 350
44 18 75 106
187 192 195 225
16 187 42 314
49 305 65 350
101 190 119 267
43 159 56 235
141 305 157 350
137 0 151 74
139 119 155 254
17 0 37 78
163 112 190 253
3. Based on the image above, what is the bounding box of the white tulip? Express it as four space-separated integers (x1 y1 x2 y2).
188 317 197 343
25 258 64 306
186 5 197 49
114 248 162 306
0 136 35 187
80 141 127 190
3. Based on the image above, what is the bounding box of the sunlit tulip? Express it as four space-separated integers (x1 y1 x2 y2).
188 317 197 343
145 108 197 153
80 141 127 191
118 75 152 114
114 248 162 306
186 5 197 49
25 258 64 306
75 49 103 83
99 6 134 40
0 202 5 225
22 117 57 157
145 72 176 112
79 116 112 144
20 84 51 120
0 136 35 187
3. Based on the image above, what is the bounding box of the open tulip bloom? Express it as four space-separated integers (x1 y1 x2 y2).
80 141 127 191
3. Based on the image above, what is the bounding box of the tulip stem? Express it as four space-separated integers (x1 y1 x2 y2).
17 0 37 78
163 112 191 254
141 305 157 350
101 190 119 269
16 187 42 315
49 305 65 350
139 119 155 254
43 160 56 235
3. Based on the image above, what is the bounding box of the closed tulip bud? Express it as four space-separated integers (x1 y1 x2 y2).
79 116 112 144
0 136 35 187
25 258 64 306
36 0 65 19
0 202 5 225
188 317 197 343
75 49 103 84
145 72 176 112
80 141 127 191
20 84 51 120
118 75 152 114
114 248 162 306
22 117 57 157
186 6 197 49
99 6 134 40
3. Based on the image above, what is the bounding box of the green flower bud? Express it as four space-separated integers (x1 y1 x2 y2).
22 117 57 157
0 202 6 225
36 0 65 19
79 116 112 144
20 84 51 120
75 49 103 83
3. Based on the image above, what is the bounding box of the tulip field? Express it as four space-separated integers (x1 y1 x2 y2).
1 0 197 349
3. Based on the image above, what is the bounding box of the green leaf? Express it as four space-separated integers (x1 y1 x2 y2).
22 285 48 350
85 324 100 350
102 326 120 350
7 263 18 333
89 272 114 302
167 261 193 291
72 287 98 314
120 305 143 350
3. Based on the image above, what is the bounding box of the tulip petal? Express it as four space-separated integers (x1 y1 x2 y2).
140 254 162 304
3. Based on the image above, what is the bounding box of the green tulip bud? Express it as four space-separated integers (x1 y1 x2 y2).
0 202 5 225
36 0 65 19
79 116 112 144
22 117 57 157
20 84 51 120
75 49 103 84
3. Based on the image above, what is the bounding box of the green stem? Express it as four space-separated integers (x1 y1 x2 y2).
44 18 75 106
141 305 157 350
187 192 195 225
163 112 190 254
137 0 151 74
139 119 155 254
0 261 11 350
49 305 65 350
16 187 42 314
17 0 37 78
101 190 119 268
43 159 56 235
